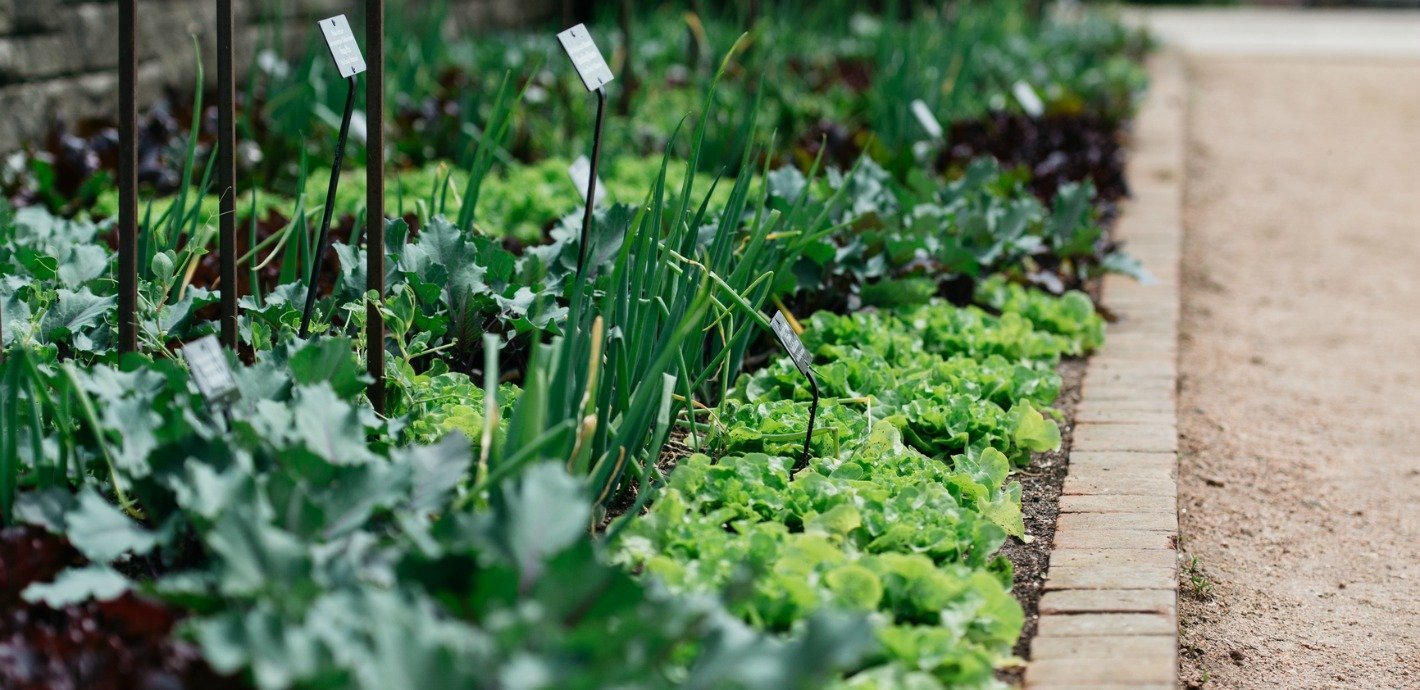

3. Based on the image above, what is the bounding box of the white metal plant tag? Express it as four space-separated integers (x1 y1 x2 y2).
910 99 944 141
1012 80 1045 118
181 336 240 408
770 312 813 377
319 15 367 78
558 24 614 92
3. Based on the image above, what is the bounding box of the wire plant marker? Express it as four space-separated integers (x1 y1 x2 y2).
366 0 387 414
769 311 820 473
557 23 614 283
217 0 240 350
300 15 367 339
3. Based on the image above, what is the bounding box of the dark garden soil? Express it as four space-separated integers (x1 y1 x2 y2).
996 356 1087 686
0 527 243 690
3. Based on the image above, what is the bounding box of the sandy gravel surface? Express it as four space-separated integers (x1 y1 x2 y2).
1177 57 1420 689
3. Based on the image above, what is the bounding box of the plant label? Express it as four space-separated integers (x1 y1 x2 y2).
319 15 367 78
1012 80 1045 118
770 312 813 377
181 336 240 408
558 24 614 92
910 99 944 141
569 156 606 207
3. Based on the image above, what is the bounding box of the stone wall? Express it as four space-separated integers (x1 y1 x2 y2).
0 0 558 152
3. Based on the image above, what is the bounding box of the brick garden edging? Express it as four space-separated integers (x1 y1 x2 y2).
1022 52 1186 689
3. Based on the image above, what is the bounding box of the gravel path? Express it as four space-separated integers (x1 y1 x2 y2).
1176 55 1420 688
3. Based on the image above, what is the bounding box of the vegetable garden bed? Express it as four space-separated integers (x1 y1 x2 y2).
0 3 1151 688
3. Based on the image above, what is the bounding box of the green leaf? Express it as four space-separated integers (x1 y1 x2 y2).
206 506 313 597
1011 401 1060 453
23 565 130 606
477 462 591 587
290 384 379 465
41 288 114 342
63 487 159 563
403 435 473 514
288 338 369 399
14 488 76 533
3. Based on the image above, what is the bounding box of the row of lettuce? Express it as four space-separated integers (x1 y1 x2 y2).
0 4 1142 690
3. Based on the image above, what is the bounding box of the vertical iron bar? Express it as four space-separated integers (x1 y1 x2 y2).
575 87 607 281
366 0 387 414
299 77 358 339
616 0 635 115
217 0 239 350
687 0 702 69
118 0 138 355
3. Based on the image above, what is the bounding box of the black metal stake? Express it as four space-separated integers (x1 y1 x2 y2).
217 0 239 351
366 0 387 415
299 76 359 339
575 87 607 281
796 371 820 473
117 0 138 355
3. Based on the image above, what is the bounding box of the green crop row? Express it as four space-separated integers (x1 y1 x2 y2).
0 2 1141 687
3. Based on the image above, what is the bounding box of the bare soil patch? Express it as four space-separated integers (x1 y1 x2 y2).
1177 56 1420 689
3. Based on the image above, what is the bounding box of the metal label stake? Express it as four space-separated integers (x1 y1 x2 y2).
558 24 613 282
770 312 819 472
366 1 387 414
217 0 239 350
301 15 366 339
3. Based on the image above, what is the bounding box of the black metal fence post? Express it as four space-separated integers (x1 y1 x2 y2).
217 0 239 351
366 0 387 414
117 0 138 355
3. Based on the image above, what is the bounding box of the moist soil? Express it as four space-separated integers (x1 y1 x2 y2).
997 356 1088 687
1177 56 1420 689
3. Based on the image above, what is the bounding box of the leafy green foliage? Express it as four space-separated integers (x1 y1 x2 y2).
615 294 1101 688
8 341 874 690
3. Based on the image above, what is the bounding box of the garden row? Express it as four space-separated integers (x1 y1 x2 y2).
0 3 1147 689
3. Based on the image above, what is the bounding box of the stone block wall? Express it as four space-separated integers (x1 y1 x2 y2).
0 0 557 152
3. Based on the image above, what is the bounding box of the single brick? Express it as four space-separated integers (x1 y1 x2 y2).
1062 475 1176 497
1068 460 1175 482
1056 512 1177 533
1059 493 1177 514
1038 589 1176 616
1053 529 1175 550
1072 423 1179 453
1027 685 1173 690
1025 656 1175 685
1035 612 1175 637
1048 549 1176 569
1044 566 1177 590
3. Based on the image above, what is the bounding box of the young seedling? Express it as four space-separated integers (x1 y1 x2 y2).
769 311 819 472
301 15 366 338
557 23 614 282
